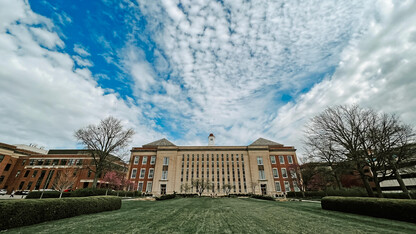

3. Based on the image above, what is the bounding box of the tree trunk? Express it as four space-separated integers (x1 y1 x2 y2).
372 173 384 198
389 158 411 199
92 168 101 189
357 166 374 197
60 190 63 199
333 172 342 189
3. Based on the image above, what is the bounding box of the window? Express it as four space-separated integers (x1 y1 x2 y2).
284 181 291 192
36 160 44 165
15 170 21 178
275 182 281 192
259 170 265 180
32 170 38 178
18 181 25 190
76 159 83 165
68 159 76 165
0 154 4 163
282 168 288 178
273 168 279 178
52 159 59 165
146 182 152 192
279 156 285 164
139 169 146 179
21 159 27 166
60 159 67 165
162 170 168 180
138 182 143 192
87 170 92 178
24 170 30 177
257 156 263 165
29 159 35 165
131 169 137 179
163 157 169 166
148 168 154 179
142 156 148 164
270 156 276 164
44 159 51 165
134 156 139 164
150 156 156 164
4 163 11 171
0 176 4 184
26 181 33 190
288 155 293 164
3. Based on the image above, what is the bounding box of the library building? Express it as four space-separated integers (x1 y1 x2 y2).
128 134 301 196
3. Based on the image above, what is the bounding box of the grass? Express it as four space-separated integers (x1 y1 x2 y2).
5 197 416 233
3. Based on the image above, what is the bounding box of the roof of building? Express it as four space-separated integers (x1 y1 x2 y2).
249 138 283 146
209 133 214 137
143 138 176 147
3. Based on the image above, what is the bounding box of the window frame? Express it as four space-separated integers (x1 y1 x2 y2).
139 169 146 179
270 156 276 164
273 168 279 178
150 156 156 165
142 156 148 165
257 156 263 165
131 168 137 179
281 168 288 178
288 155 293 164
279 155 285 164
148 168 154 179
133 156 139 165
275 181 281 192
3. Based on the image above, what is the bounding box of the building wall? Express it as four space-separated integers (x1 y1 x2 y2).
128 145 300 196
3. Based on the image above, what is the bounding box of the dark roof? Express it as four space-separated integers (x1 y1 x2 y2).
47 149 91 155
249 138 283 146
209 133 214 137
143 138 176 147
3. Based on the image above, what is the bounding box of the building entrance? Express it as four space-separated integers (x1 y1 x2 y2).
160 184 166 195
261 184 267 195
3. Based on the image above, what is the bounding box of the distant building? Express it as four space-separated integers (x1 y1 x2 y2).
0 142 127 193
127 134 301 196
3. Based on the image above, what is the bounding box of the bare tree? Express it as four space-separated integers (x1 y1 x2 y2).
304 105 375 196
180 183 191 194
222 184 234 196
304 105 415 197
53 168 77 198
192 179 212 196
75 116 135 188
250 182 258 194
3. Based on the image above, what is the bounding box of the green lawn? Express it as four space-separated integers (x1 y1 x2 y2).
5 198 416 233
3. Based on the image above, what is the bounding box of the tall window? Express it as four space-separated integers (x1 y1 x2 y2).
146 182 153 192
281 168 288 178
150 156 156 164
148 168 154 179
139 169 146 179
138 182 143 192
24 170 30 177
259 170 265 180
279 155 285 164
162 170 168 180
275 182 281 192
257 156 263 165
134 156 139 164
131 169 137 178
163 157 169 165
273 168 279 178
0 154 4 163
270 156 276 164
284 181 291 192
290 169 297 178
288 155 293 164
293 181 300 192
142 156 148 164
15 170 21 178
4 164 11 171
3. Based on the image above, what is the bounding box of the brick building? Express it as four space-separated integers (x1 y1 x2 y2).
127 134 301 196
0 142 127 193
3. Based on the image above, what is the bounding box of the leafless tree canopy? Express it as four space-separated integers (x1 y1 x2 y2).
74 116 135 188
192 179 212 196
304 105 414 198
53 168 77 198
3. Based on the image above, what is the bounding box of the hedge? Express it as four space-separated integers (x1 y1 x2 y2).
249 194 275 201
0 196 121 230
26 189 141 199
288 190 416 199
321 196 416 223
26 191 71 199
155 194 176 200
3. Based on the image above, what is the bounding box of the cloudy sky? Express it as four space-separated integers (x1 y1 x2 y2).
1 0 415 160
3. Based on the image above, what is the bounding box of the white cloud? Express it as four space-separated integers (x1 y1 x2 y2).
267 0 416 159
73 44 90 57
0 0 161 149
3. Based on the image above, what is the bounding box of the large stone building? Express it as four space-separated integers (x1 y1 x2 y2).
0 142 127 193
128 134 301 196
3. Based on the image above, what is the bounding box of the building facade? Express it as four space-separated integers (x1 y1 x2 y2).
0 142 127 193
128 135 301 196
